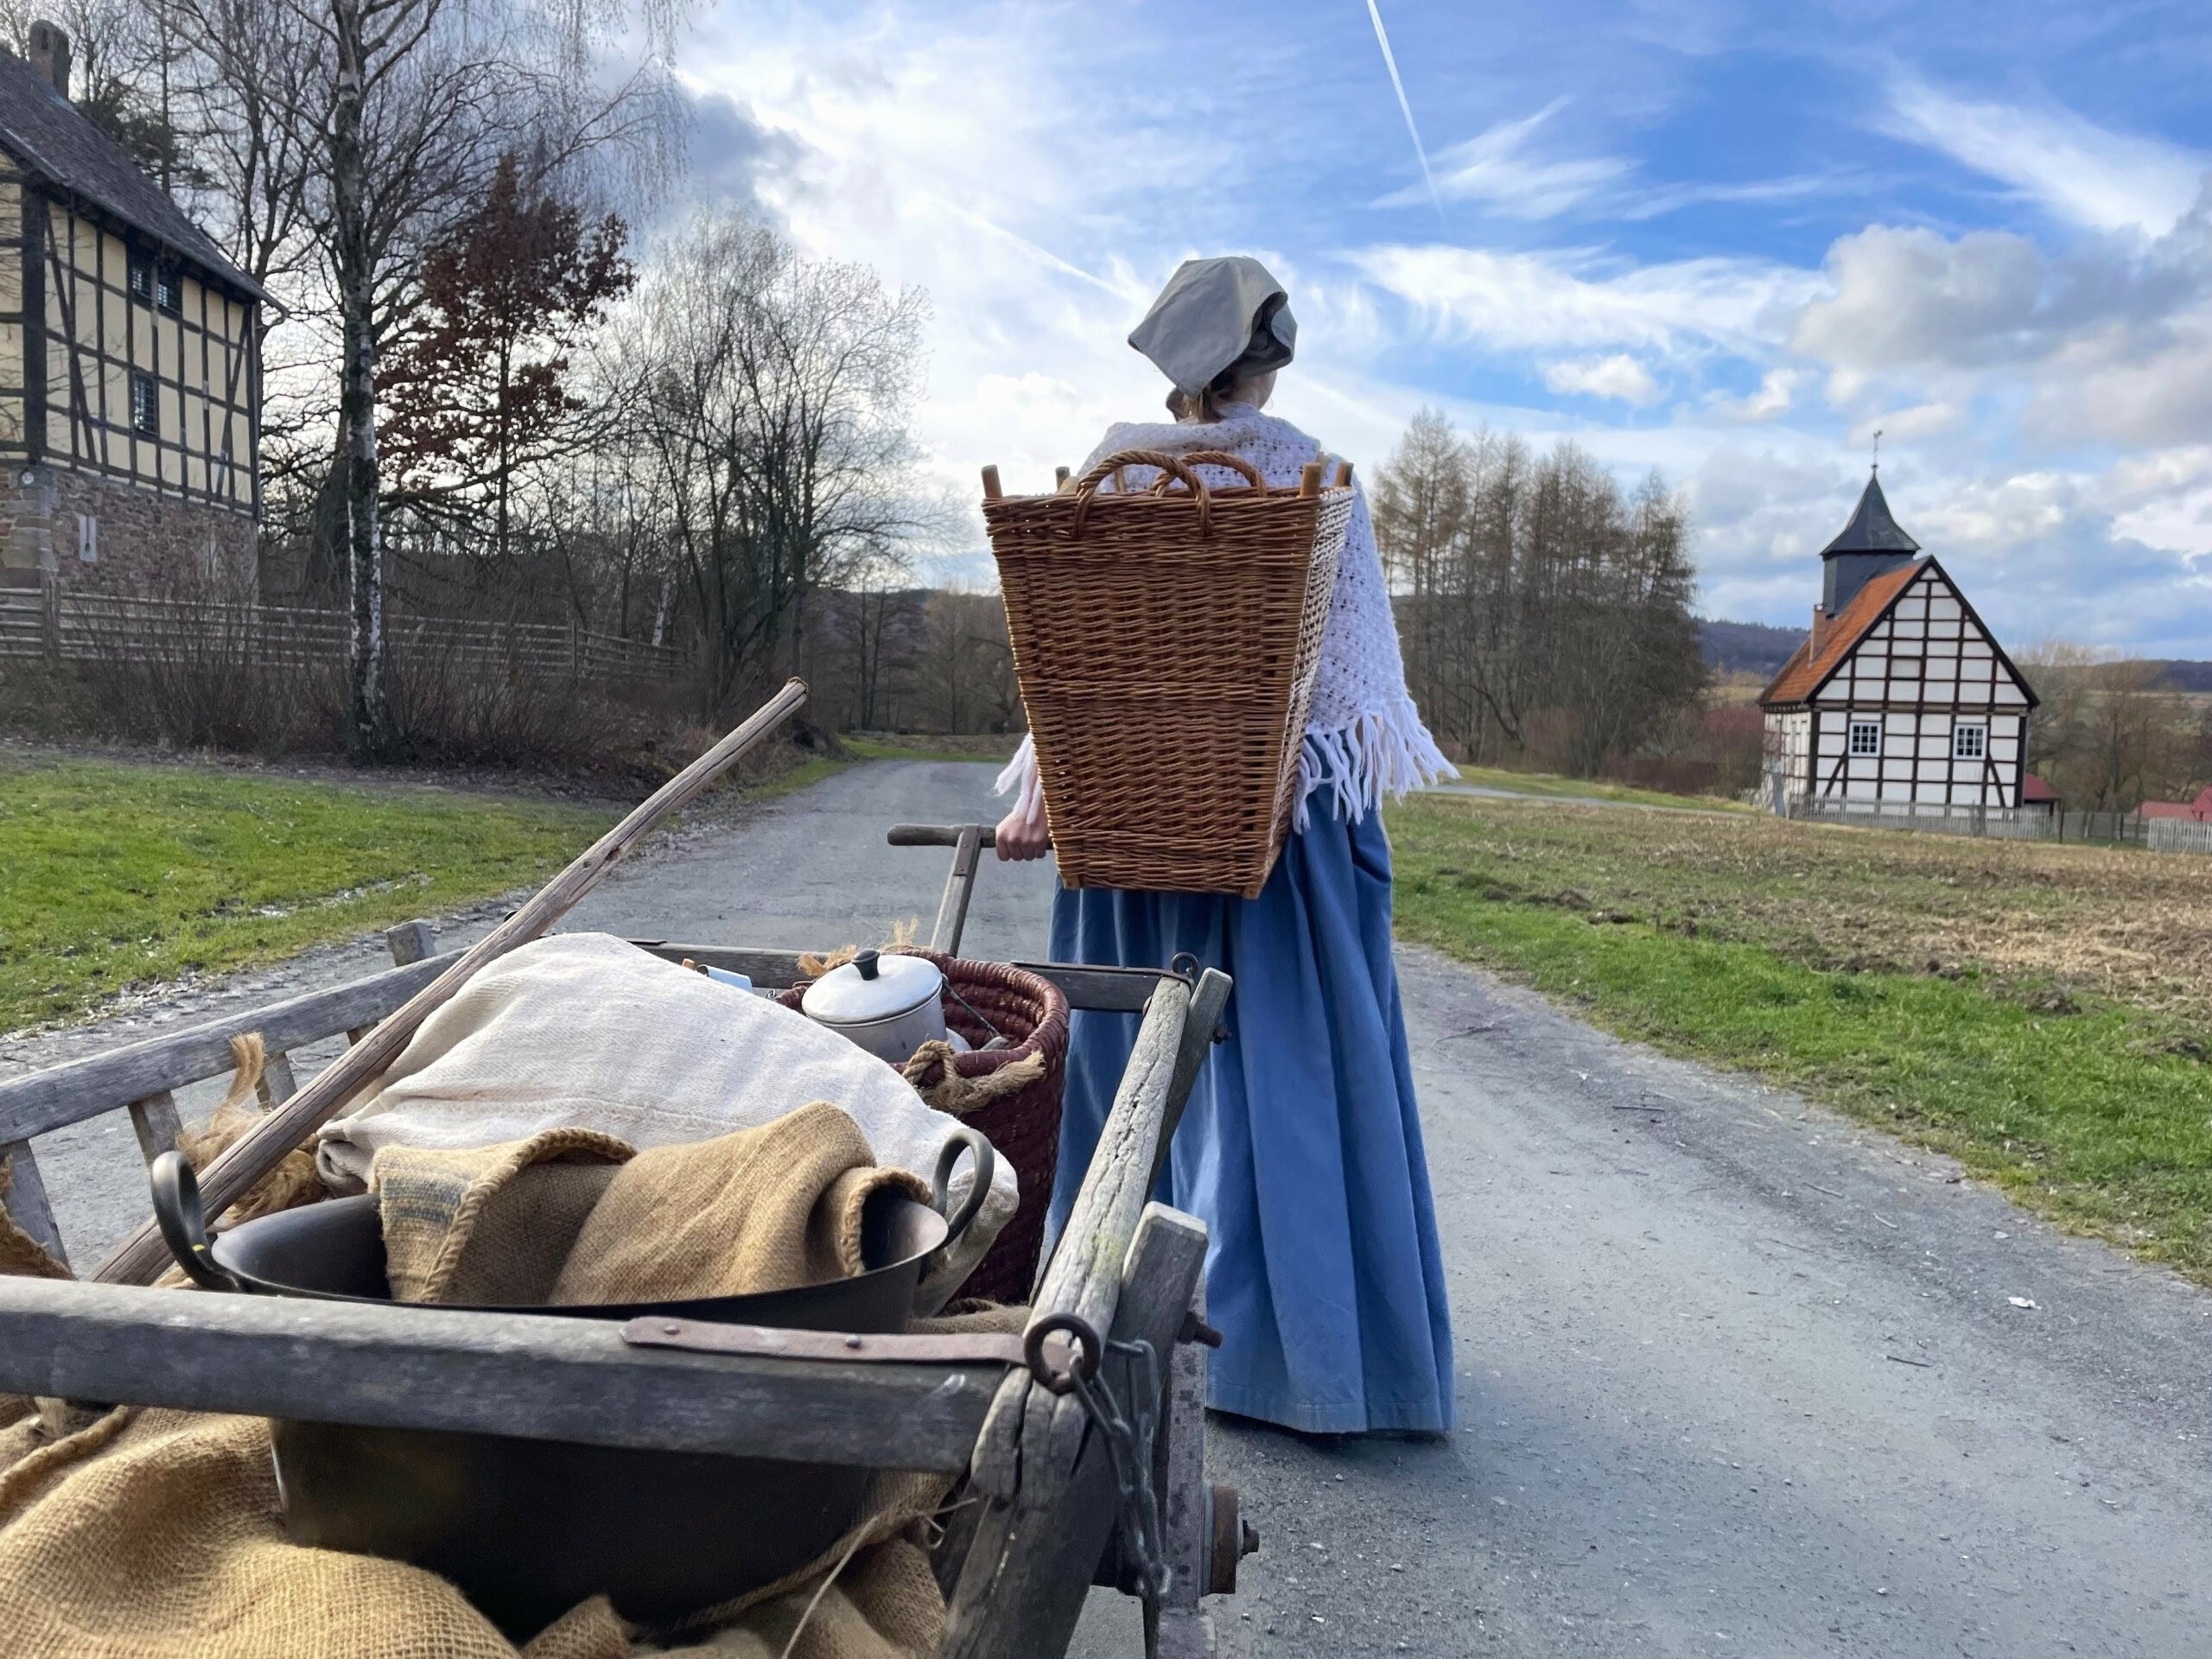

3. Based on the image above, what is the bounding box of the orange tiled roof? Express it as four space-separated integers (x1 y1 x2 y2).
1758 560 1926 708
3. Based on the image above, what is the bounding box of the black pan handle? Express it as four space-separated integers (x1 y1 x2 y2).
914 1124 997 1312
931 1123 995 1251
150 1150 244 1293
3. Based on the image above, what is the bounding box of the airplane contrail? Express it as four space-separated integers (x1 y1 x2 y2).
1364 0 1444 223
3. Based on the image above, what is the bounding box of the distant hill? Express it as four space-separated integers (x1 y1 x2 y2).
2141 659 2212 693
1700 619 1802 677
1700 620 2212 692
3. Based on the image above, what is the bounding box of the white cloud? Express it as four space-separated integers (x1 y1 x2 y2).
1616 172 1853 221
1850 403 1962 447
1351 243 1818 358
1791 226 2043 371
1785 205 2212 449
1712 367 1802 423
1376 99 1630 219
1887 78 2210 237
1543 353 1661 406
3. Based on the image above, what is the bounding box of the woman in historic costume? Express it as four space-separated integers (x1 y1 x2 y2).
994 257 1459 1435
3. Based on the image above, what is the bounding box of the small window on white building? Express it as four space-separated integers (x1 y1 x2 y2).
75 512 96 563
130 372 158 435
1848 720 1882 758
1953 722 1987 760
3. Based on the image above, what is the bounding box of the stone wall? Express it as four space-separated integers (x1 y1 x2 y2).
0 463 256 591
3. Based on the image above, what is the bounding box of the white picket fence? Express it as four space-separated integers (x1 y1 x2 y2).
1784 797 2166 849
2148 817 2212 855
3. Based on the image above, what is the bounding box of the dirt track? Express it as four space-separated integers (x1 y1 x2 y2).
17 760 2212 1657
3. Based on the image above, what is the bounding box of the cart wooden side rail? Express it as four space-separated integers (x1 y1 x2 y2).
0 829 1244 1657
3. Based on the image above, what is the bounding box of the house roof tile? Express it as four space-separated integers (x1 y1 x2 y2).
0 49 260 298
1758 559 1927 708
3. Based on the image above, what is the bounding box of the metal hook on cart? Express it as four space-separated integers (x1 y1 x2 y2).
1024 1310 1103 1395
1022 1311 1173 1609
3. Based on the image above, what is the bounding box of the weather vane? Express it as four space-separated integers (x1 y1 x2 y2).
1872 428 1882 473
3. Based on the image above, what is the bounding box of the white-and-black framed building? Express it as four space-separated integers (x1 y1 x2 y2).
1758 470 2037 814
0 22 263 591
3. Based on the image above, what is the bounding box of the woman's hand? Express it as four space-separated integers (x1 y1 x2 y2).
995 798 1052 862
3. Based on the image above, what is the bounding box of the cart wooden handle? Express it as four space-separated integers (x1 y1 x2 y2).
92 680 810 1287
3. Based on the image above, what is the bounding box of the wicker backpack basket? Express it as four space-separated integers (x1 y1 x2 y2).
982 448 1353 898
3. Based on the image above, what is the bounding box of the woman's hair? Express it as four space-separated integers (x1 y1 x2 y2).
1167 365 1249 423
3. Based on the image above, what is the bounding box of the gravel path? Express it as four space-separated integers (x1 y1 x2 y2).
16 760 2212 1657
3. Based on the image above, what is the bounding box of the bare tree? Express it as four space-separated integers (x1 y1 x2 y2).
1374 410 1705 777
620 212 931 711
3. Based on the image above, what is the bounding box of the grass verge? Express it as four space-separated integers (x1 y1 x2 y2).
0 754 613 1033
1392 794 2212 1277
842 735 1014 766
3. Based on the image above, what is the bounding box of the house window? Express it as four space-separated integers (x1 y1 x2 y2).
1953 722 1987 761
130 372 158 435
75 513 97 563
155 267 181 314
128 251 152 301
1848 720 1882 758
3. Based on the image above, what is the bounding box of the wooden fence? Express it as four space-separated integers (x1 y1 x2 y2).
0 586 682 682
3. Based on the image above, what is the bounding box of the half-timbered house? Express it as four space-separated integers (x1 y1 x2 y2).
0 22 261 592
1758 469 2037 814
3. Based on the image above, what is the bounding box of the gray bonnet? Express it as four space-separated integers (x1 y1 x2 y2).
1128 256 1297 396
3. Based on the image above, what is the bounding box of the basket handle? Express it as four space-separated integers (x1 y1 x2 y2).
1069 448 1215 538
1157 449 1266 491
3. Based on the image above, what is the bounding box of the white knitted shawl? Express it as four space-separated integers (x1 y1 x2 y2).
996 404 1455 830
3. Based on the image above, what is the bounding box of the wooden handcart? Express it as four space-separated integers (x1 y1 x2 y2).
0 823 1249 1658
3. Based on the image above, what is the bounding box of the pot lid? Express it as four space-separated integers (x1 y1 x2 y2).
801 950 944 1026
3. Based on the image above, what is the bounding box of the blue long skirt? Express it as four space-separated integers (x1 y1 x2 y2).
1044 798 1455 1434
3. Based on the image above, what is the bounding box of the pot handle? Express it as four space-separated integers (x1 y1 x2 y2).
913 1125 996 1313
150 1150 245 1294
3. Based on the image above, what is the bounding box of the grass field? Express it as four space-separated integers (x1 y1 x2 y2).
1392 794 2212 1275
1446 764 1753 813
0 754 613 1033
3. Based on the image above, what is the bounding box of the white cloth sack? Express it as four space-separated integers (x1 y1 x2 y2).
314 932 1016 1292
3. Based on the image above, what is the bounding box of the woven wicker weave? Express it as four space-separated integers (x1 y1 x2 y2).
983 448 1352 898
782 952 1067 1305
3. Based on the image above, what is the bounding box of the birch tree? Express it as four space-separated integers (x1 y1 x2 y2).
181 0 681 758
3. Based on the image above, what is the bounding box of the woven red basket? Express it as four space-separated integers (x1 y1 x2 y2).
784 952 1066 1305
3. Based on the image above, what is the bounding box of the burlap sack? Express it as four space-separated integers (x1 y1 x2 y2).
369 1105 930 1308
0 1389 994 1658
0 1116 1027 1657
374 1129 633 1306
315 934 1016 1292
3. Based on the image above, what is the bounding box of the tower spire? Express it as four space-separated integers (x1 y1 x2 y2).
1872 427 1881 474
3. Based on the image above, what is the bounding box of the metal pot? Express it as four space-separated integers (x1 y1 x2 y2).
799 948 948 1065
148 1128 992 1640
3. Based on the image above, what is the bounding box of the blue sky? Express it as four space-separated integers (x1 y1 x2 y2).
676 0 2212 654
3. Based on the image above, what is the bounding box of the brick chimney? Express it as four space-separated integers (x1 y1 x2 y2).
26 20 68 99
1809 604 1827 652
